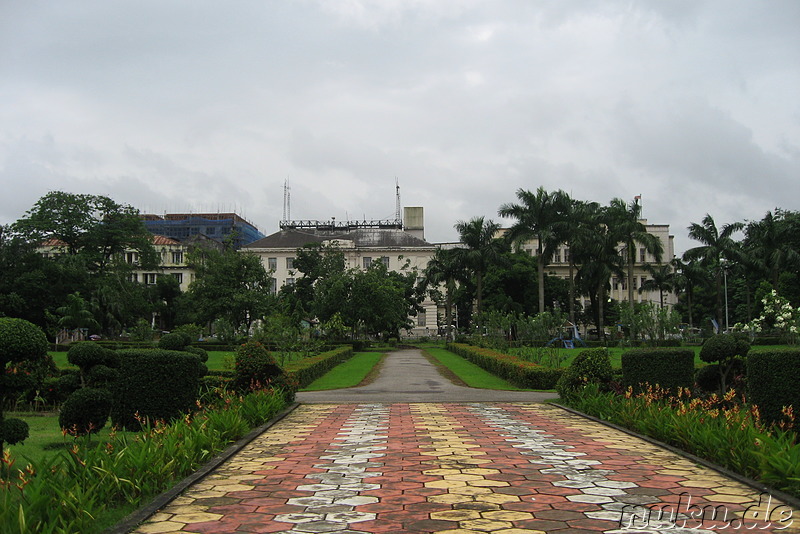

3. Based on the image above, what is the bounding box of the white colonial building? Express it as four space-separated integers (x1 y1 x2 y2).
243 207 439 337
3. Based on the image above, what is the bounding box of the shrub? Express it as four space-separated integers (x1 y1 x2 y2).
157 332 188 351
555 348 613 400
747 349 800 425
446 343 564 389
0 317 49 363
183 345 209 363
0 318 48 455
58 387 112 436
621 348 695 394
700 334 749 393
695 359 746 393
233 341 283 392
110 349 207 430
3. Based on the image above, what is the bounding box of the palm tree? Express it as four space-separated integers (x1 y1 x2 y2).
573 207 625 341
559 198 600 324
606 198 664 317
683 214 744 329
424 248 466 341
452 217 504 326
671 258 708 329
745 210 800 287
56 292 99 332
498 187 571 314
639 263 676 308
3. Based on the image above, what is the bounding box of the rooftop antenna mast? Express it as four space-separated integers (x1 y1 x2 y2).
395 177 401 224
283 178 291 222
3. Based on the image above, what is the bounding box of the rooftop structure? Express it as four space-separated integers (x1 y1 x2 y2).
141 213 265 249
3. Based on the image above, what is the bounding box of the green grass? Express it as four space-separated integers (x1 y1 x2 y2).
301 352 384 391
424 348 531 390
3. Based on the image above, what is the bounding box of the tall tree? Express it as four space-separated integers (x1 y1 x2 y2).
606 198 664 320
424 248 466 340
451 217 504 325
639 263 676 308
683 214 744 329
559 198 600 324
671 257 708 329
186 247 275 333
573 206 625 340
744 210 800 288
498 187 571 314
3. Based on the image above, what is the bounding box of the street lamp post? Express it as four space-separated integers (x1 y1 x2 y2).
722 260 729 333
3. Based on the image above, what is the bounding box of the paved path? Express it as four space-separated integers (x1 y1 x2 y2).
133 351 799 534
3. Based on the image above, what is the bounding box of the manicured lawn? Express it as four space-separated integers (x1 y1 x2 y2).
301 352 384 390
424 348 532 390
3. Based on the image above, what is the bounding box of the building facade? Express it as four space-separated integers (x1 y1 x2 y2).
141 213 265 249
243 207 439 337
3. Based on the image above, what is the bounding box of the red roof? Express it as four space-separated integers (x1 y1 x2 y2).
151 235 181 245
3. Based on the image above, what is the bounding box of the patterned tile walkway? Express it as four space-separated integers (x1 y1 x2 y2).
133 403 799 534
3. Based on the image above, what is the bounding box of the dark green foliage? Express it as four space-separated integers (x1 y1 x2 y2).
0 317 49 364
86 364 120 387
67 341 117 370
747 349 800 425
700 334 750 393
556 347 613 400
233 341 283 392
0 417 28 445
110 349 206 430
621 348 695 393
446 343 564 389
58 387 112 436
57 371 82 397
183 345 209 363
158 332 188 351
695 359 746 393
700 334 749 364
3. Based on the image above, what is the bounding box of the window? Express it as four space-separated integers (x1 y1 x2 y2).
130 273 138 283
554 249 561 263
172 251 183 264
206 227 216 235
417 313 427 327
564 247 571 263
144 273 158 285
639 248 646 263
363 257 372 269
269 278 277 294
171 273 183 284
621 278 628 291
268 257 277 271
126 252 139 265
633 277 638 289
286 257 295 270
285 277 295 287
161 248 167 263
380 256 389 268
612 277 619 290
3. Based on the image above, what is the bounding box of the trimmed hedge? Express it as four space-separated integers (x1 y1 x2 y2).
285 346 354 388
110 349 207 430
445 343 563 389
621 348 695 393
747 349 800 425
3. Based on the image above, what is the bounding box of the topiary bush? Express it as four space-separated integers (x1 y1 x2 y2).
67 341 119 387
700 334 749 394
233 341 284 392
695 359 746 394
110 349 207 430
0 318 49 455
621 348 695 394
747 349 800 425
58 387 113 437
157 332 189 351
556 347 613 401
183 345 209 363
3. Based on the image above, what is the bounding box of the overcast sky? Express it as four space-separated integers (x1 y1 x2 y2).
1 1 798 255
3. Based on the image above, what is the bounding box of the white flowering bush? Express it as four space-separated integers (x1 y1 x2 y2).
733 290 799 344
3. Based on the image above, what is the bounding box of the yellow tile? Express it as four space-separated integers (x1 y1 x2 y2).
430 510 483 521
459 518 513 531
480 510 535 521
134 522 188 534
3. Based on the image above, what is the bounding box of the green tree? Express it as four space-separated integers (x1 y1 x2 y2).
424 248 467 339
56 292 100 333
606 198 664 320
498 187 571 314
672 258 709 329
187 248 275 333
452 217 505 325
683 214 744 329
744 210 800 288
639 263 676 308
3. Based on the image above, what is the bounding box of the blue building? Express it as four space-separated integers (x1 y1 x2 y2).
141 213 265 249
